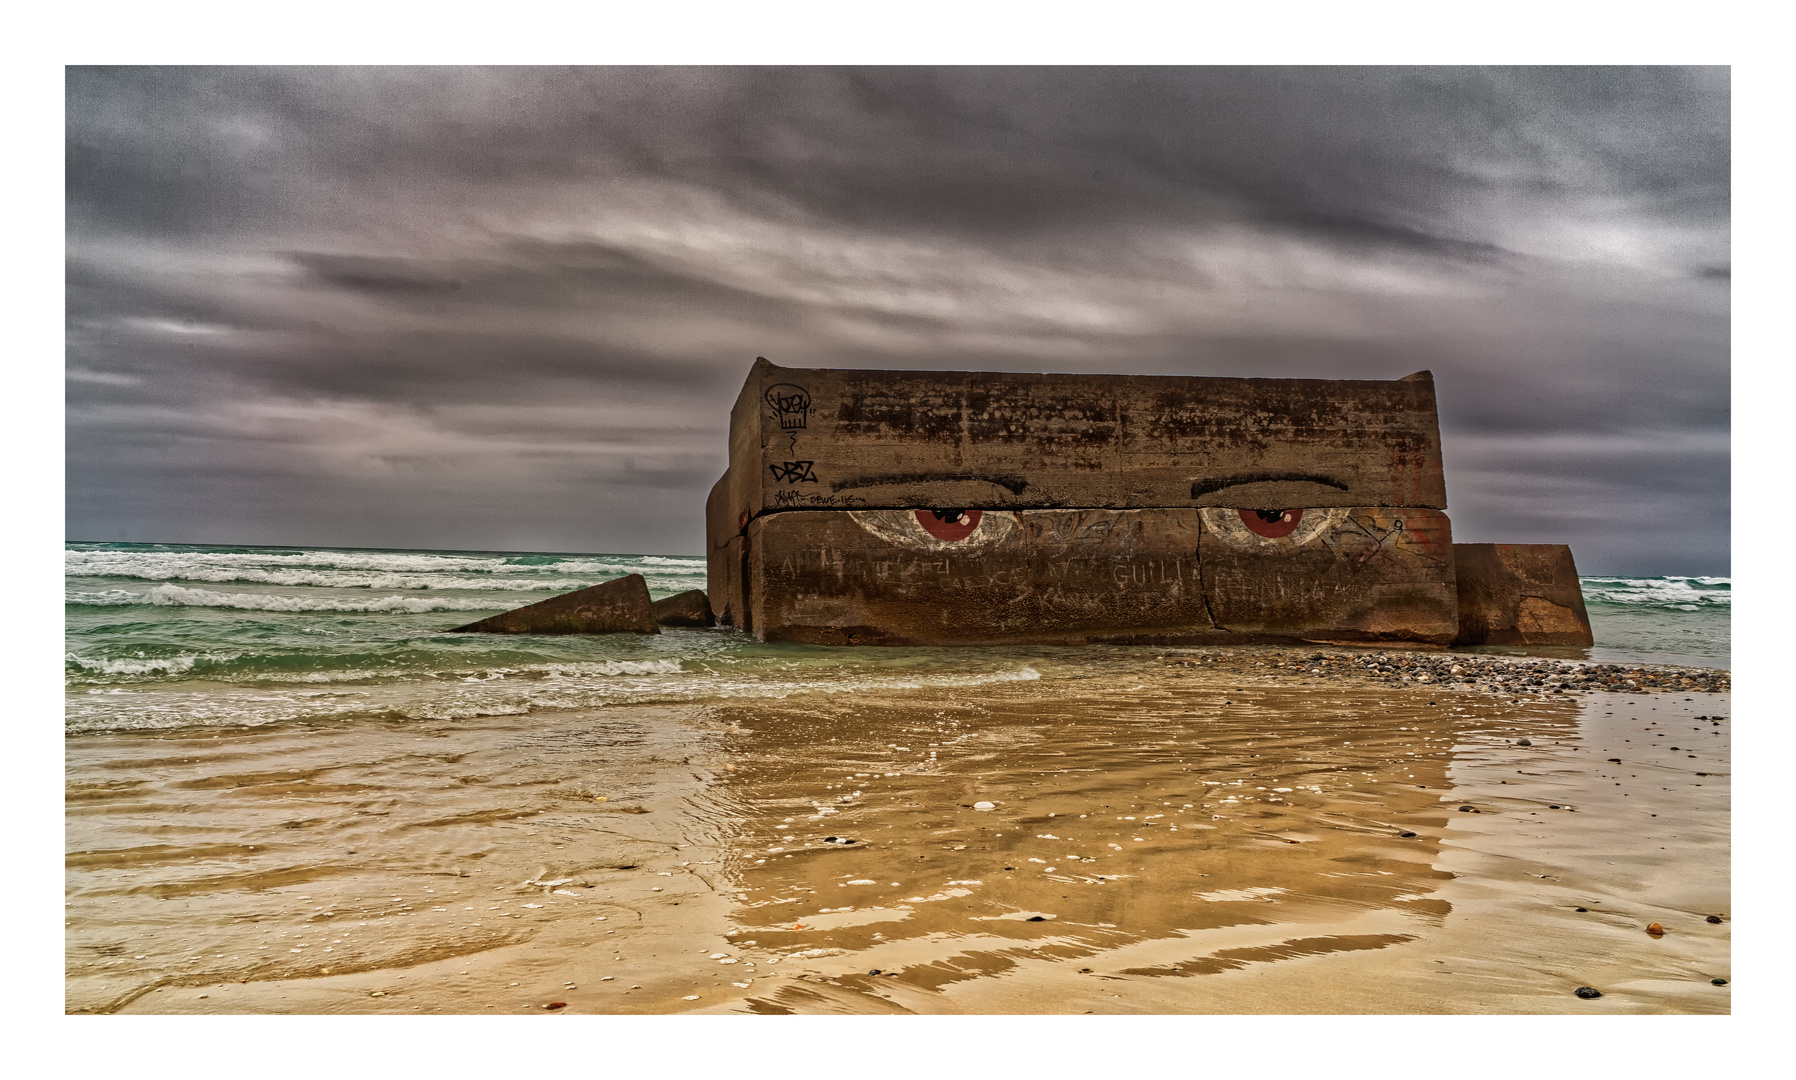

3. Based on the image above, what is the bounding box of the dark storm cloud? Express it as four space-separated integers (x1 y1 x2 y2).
66 66 1728 571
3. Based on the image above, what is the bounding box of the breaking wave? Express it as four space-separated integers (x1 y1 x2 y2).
66 547 705 581
66 585 505 613
1581 576 1730 611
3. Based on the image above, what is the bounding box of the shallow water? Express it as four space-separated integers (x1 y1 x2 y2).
65 544 1728 736
65 543 1730 1013
67 658 1729 1015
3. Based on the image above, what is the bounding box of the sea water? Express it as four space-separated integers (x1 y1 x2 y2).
64 542 1728 734
63 542 1731 1015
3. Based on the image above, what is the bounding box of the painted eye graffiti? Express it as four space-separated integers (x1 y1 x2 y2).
1238 508 1303 539
916 509 982 541
849 509 1015 551
1199 506 1342 548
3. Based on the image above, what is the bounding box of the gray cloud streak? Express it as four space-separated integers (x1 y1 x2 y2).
66 66 1728 573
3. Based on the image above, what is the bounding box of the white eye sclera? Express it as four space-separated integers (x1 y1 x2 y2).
849 509 1017 551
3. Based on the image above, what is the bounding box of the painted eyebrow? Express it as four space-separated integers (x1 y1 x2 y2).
831 473 1030 495
1190 473 1350 499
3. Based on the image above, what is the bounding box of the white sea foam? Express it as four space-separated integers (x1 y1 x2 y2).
67 585 503 613
66 653 206 676
66 548 706 581
63 665 1045 732
1581 576 1730 609
66 565 597 591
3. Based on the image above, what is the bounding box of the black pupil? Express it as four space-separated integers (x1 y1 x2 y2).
1254 509 1286 523
931 510 967 523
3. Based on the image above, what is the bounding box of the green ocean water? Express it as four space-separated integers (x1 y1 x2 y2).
64 542 1728 734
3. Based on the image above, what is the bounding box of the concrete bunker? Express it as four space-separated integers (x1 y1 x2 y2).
705 357 1592 648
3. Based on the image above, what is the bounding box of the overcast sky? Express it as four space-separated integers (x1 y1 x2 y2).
65 66 1728 574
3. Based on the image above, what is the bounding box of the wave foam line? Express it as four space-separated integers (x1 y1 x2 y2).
65 567 600 591
64 666 1044 732
67 549 706 578
1581 577 1730 607
67 584 505 613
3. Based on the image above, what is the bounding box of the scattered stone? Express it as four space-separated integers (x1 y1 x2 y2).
544 1002 567 1010
1398 831 1417 838
1712 978 1728 986
1575 907 1588 912
1159 648 1727 696
1574 986 1603 999
1026 915 1047 922
1646 922 1666 936
652 589 716 628
448 574 659 635
1458 805 1476 812
1706 915 1723 924
1517 739 1532 746
973 801 996 811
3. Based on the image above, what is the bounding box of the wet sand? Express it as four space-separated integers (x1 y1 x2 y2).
67 649 1729 1014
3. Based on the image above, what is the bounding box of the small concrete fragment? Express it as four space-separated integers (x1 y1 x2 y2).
447 574 658 635
1452 543 1593 646
652 589 716 628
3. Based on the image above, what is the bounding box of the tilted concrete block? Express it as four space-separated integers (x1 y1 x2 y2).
738 507 1457 646
447 573 658 635
652 588 716 628
1452 544 1593 646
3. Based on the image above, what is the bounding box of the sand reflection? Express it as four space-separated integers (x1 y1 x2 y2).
706 670 1585 1013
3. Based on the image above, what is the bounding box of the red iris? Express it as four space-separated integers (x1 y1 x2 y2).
1239 508 1302 539
916 509 982 541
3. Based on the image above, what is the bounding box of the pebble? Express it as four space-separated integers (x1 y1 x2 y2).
1397 831 1417 838
1517 739 1532 746
544 1002 567 1010
1646 923 1665 936
1162 650 1728 696
1712 978 1728 986
1574 987 1603 999
1706 915 1723 924
973 802 996 811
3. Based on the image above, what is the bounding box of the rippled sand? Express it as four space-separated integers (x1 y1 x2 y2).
66 649 1730 1014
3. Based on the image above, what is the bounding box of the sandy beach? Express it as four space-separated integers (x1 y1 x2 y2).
66 647 1729 1015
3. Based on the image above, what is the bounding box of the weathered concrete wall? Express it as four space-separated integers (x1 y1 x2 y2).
741 507 1457 646
711 358 1448 564
704 359 1485 645
1452 544 1593 646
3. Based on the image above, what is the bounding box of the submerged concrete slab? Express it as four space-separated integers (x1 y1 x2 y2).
652 589 716 628
1451 544 1593 647
739 507 1457 646
713 359 1448 559
448 574 659 635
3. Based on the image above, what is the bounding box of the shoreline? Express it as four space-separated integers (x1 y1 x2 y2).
68 658 1729 1015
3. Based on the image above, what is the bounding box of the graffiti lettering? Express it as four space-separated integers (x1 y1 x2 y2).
764 384 812 431
770 460 820 484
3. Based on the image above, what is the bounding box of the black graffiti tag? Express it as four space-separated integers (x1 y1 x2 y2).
770 460 819 484
764 384 811 431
